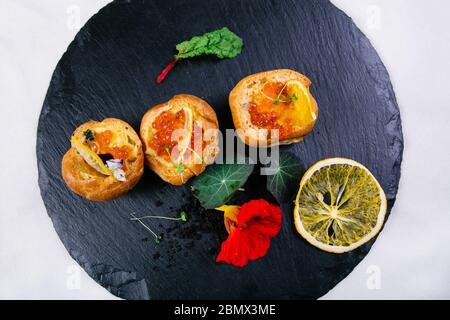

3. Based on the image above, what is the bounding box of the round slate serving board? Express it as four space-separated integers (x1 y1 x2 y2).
37 0 403 299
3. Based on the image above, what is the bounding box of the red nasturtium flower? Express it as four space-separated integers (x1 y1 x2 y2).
215 199 282 267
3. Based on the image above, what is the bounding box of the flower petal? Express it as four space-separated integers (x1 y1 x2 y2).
245 229 271 260
216 225 273 267
247 213 281 238
216 199 282 268
216 205 240 234
216 229 249 267
238 200 282 237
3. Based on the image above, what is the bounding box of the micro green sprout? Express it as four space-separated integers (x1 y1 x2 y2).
131 211 189 223
130 212 162 244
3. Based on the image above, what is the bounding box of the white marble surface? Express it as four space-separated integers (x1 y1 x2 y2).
1 0 449 300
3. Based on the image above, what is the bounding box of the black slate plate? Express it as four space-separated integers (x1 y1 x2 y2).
37 0 403 299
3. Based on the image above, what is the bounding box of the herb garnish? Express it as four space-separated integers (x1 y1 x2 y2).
131 211 188 223
162 143 186 174
175 164 185 174
273 93 298 106
130 212 162 244
163 143 171 153
130 211 189 244
83 129 96 141
271 81 299 106
156 27 243 84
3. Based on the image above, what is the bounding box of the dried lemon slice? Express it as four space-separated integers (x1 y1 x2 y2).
294 158 387 253
71 136 112 176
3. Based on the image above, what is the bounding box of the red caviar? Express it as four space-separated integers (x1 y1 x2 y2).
149 110 186 156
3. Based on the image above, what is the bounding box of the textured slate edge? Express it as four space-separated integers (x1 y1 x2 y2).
292 0 405 298
35 0 404 300
36 2 152 300
324 2 404 199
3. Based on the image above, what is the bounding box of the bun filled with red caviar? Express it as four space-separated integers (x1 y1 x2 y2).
61 118 144 201
140 94 219 186
229 69 319 147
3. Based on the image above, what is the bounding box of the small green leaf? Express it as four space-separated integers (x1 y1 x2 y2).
264 152 304 203
191 162 254 209
83 129 96 141
154 235 162 244
273 97 280 106
180 211 188 222
280 94 289 101
164 143 171 153
175 27 243 60
175 164 185 174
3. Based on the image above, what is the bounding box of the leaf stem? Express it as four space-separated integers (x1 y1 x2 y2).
156 58 180 84
132 215 182 221
130 213 162 243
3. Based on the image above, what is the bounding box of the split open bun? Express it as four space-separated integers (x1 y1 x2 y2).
140 94 219 186
62 118 144 201
229 69 319 147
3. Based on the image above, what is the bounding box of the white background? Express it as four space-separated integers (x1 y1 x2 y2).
1 0 449 300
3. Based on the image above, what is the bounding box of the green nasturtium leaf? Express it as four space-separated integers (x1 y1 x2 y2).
175 27 243 60
191 163 254 209
264 152 304 203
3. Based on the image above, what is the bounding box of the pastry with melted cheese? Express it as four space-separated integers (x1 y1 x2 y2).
140 94 219 186
61 118 144 201
229 69 319 147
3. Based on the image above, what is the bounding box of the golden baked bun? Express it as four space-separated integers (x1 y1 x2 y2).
229 69 319 147
62 118 144 201
140 94 219 186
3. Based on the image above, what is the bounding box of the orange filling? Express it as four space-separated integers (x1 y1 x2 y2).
249 81 296 139
92 131 129 160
